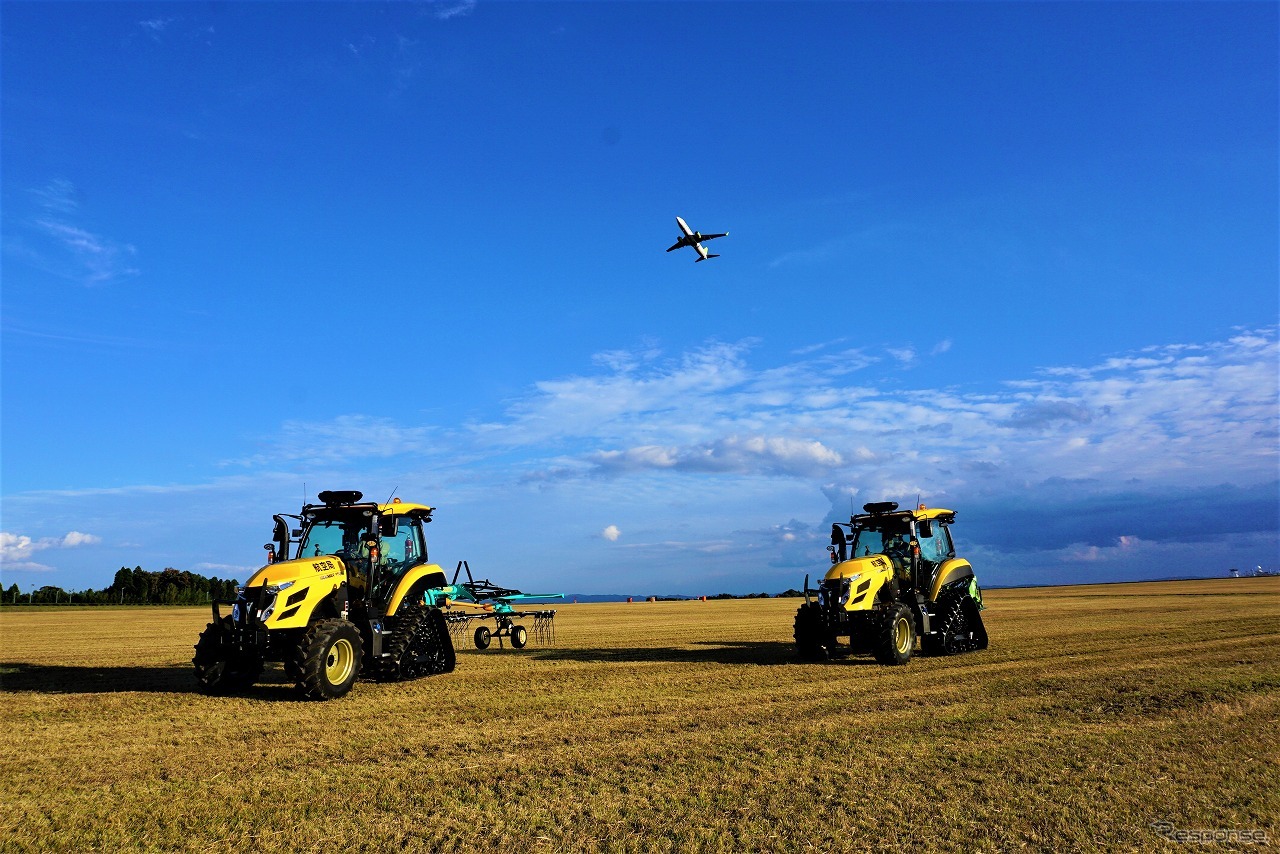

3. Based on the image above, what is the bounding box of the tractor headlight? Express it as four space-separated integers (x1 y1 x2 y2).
820 578 854 607
257 581 294 622
257 593 277 622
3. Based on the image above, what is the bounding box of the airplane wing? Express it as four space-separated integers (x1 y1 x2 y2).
700 232 728 241
666 238 688 252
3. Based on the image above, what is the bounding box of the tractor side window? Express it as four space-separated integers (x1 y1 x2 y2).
385 520 427 570
941 525 956 559
917 523 951 564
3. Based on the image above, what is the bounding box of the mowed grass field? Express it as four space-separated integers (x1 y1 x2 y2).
2 579 1277 852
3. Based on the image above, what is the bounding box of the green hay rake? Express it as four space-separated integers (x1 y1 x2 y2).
426 561 562 650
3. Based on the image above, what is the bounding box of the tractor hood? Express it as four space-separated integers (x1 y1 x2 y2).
244 555 346 590
236 555 348 630
824 553 893 582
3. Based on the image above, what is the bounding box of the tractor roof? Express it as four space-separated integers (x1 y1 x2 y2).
851 502 956 526
379 498 433 516
306 491 432 518
913 506 955 521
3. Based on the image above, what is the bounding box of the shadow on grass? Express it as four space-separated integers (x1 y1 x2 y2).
0 661 300 698
528 640 880 666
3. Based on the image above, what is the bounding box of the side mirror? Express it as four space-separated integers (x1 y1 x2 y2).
917 520 933 538
379 516 399 538
272 515 291 562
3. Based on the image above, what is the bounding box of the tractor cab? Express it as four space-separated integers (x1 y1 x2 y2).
293 491 437 613
835 502 958 594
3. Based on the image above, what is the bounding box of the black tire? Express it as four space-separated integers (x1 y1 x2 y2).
510 624 528 649
381 604 456 680
294 619 363 700
474 625 492 650
872 603 915 666
928 589 989 655
193 619 262 695
794 602 832 661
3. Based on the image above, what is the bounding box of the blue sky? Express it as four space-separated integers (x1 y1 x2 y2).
2 1 1276 595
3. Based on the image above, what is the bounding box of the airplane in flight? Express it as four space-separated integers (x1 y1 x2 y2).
666 216 728 262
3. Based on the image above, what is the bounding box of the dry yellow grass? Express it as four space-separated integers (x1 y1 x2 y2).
2 578 1278 852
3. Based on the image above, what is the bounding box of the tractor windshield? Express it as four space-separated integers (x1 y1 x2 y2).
850 518 913 559
298 517 370 560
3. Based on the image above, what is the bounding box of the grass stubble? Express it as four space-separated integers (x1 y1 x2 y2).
0 578 1276 852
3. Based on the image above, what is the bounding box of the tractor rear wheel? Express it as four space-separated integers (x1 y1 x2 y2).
928 589 988 655
193 619 262 695
294 619 363 700
381 604 456 680
794 602 832 661
872 603 915 666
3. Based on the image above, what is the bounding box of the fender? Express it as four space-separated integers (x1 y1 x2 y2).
385 563 449 615
929 558 974 603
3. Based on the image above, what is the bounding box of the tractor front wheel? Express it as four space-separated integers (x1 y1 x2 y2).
294 619 363 700
872 603 915 666
794 602 832 661
193 619 262 695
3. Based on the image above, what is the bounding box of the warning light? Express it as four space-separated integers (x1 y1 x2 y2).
392 497 402 504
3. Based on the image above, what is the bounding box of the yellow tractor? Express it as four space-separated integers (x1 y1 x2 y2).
193 490 455 699
794 501 988 664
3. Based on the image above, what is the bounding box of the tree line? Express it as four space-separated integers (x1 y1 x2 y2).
3 566 240 606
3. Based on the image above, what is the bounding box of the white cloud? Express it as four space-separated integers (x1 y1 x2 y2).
887 346 917 368
231 415 439 466
589 435 843 477
0 533 35 562
191 562 257 576
9 329 1273 593
13 180 140 286
1 531 102 565
601 525 621 542
30 178 78 214
239 329 1277 496
34 219 139 285
431 1 476 21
